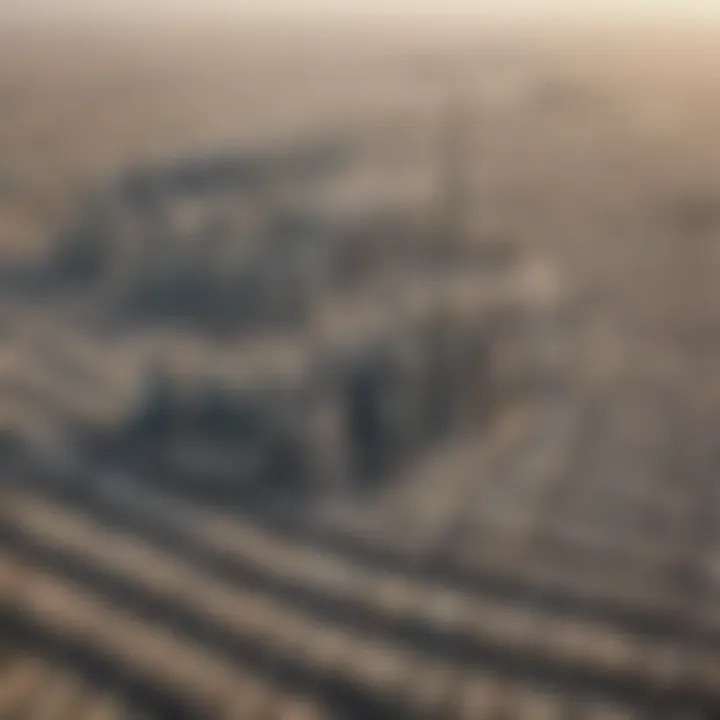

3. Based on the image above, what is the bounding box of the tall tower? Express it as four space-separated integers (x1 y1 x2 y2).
434 96 476 262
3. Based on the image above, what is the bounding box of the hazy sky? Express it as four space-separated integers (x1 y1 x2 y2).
244 0 719 17
2 0 720 21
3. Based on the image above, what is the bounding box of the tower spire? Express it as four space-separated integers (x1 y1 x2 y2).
435 94 475 261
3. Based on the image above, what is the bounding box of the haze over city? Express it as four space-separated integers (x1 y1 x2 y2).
3 0 720 718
